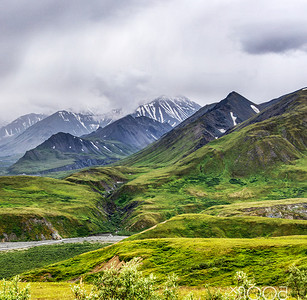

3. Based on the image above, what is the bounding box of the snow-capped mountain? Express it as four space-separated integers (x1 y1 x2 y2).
0 110 125 156
132 96 201 127
0 113 47 145
0 97 197 158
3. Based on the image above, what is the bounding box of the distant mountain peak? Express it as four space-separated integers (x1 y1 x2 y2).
132 95 201 127
0 113 47 146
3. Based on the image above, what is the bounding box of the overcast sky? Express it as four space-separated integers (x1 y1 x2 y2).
1 0 307 122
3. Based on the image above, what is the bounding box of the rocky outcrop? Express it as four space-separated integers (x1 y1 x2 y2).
242 203 307 220
0 216 62 242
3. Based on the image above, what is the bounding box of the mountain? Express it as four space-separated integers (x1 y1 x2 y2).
8 132 136 174
67 88 306 232
0 113 47 146
0 110 122 157
87 115 172 149
132 96 201 127
125 91 261 166
9 116 172 174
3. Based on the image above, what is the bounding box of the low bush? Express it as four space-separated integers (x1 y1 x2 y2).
0 276 30 300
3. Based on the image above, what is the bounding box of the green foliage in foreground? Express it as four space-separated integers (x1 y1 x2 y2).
72 257 179 300
0 276 30 300
0 242 109 279
127 214 307 240
21 237 307 287
287 265 307 299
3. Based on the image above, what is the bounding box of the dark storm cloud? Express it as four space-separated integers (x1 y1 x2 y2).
238 23 307 54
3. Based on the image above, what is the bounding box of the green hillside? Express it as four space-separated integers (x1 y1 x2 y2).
21 236 307 286
127 214 307 240
0 242 110 279
114 91 307 230
0 176 114 241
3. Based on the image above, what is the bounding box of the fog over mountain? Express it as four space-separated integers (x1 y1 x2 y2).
1 0 307 123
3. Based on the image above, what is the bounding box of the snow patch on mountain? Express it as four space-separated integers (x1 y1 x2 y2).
230 112 237 126
250 105 260 114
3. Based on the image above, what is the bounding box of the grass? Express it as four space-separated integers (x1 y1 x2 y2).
0 242 110 279
0 176 115 240
127 214 307 240
21 236 307 287
12 283 253 299
119 168 307 231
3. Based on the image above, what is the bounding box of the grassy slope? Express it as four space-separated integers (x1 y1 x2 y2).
21 236 307 286
0 176 113 240
127 214 307 240
64 152 306 232
0 242 109 279
113 155 307 231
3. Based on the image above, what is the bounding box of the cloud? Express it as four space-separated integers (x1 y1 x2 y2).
1 0 307 123
238 23 307 54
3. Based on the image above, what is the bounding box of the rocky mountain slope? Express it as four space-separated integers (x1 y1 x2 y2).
87 115 172 149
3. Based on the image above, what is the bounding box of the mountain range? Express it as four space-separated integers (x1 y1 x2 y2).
9 93 258 174
9 116 172 174
0 87 306 292
0 96 199 160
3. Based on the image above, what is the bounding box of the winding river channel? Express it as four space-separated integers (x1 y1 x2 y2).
0 234 128 251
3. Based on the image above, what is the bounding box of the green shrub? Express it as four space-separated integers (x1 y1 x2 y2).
72 257 178 300
287 265 307 299
0 276 30 300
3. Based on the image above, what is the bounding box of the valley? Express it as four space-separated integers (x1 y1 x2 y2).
0 88 306 299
